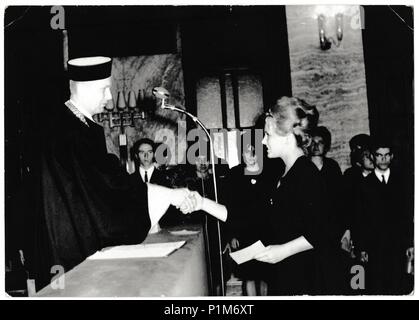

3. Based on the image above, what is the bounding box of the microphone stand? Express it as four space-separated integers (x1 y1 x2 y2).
161 99 225 296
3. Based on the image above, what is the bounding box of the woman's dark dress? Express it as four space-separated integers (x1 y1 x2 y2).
262 156 339 295
223 163 277 281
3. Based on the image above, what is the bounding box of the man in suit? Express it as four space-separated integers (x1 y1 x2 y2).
129 138 172 233
357 138 413 294
130 138 168 187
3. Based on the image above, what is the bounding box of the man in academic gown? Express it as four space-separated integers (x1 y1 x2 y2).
13 56 193 291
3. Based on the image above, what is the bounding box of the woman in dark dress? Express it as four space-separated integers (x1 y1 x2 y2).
223 141 279 296
253 97 339 295
183 97 340 295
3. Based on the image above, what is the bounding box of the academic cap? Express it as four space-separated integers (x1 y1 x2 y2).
67 56 112 81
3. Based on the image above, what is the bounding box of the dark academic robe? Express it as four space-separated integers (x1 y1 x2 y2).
262 156 341 295
15 105 151 290
357 169 413 294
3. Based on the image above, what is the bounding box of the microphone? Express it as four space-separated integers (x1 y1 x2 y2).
152 87 171 109
151 86 225 296
152 87 170 100
152 87 190 113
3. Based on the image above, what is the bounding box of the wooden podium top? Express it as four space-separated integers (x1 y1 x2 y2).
36 225 208 297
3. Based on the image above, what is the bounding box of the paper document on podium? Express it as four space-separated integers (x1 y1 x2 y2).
229 240 266 265
87 241 186 260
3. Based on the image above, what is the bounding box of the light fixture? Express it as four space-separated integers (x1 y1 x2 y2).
317 12 344 50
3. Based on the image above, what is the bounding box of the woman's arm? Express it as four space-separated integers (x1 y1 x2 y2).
201 197 228 222
180 191 228 222
254 236 313 264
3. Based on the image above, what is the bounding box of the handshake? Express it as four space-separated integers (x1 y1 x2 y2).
171 188 205 214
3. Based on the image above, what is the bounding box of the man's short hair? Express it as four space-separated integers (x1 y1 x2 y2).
371 136 393 154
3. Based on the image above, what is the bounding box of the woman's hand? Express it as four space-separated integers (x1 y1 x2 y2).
254 244 290 264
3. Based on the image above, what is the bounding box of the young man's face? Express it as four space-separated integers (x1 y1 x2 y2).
373 147 393 171
138 143 154 169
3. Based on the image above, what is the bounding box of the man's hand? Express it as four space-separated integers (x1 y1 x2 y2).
170 188 191 208
254 244 290 264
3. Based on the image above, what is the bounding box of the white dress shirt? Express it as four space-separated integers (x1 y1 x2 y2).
374 168 390 184
139 166 155 183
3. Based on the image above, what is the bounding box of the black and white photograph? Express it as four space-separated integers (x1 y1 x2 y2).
2 2 415 300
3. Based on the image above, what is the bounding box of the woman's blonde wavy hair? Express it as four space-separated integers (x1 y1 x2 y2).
266 97 319 152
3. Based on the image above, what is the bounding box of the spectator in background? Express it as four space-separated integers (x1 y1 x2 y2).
308 125 346 293
343 138 374 256
356 137 413 294
308 126 344 234
129 138 171 233
309 126 342 186
222 134 275 296
129 138 168 187
348 134 371 167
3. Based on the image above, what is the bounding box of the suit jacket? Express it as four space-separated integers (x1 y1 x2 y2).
356 168 413 294
357 168 412 255
129 167 169 189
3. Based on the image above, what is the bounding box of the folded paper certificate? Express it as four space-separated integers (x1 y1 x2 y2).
87 241 186 260
229 240 266 265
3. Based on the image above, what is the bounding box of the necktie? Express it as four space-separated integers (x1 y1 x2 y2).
381 175 386 185
144 170 149 183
